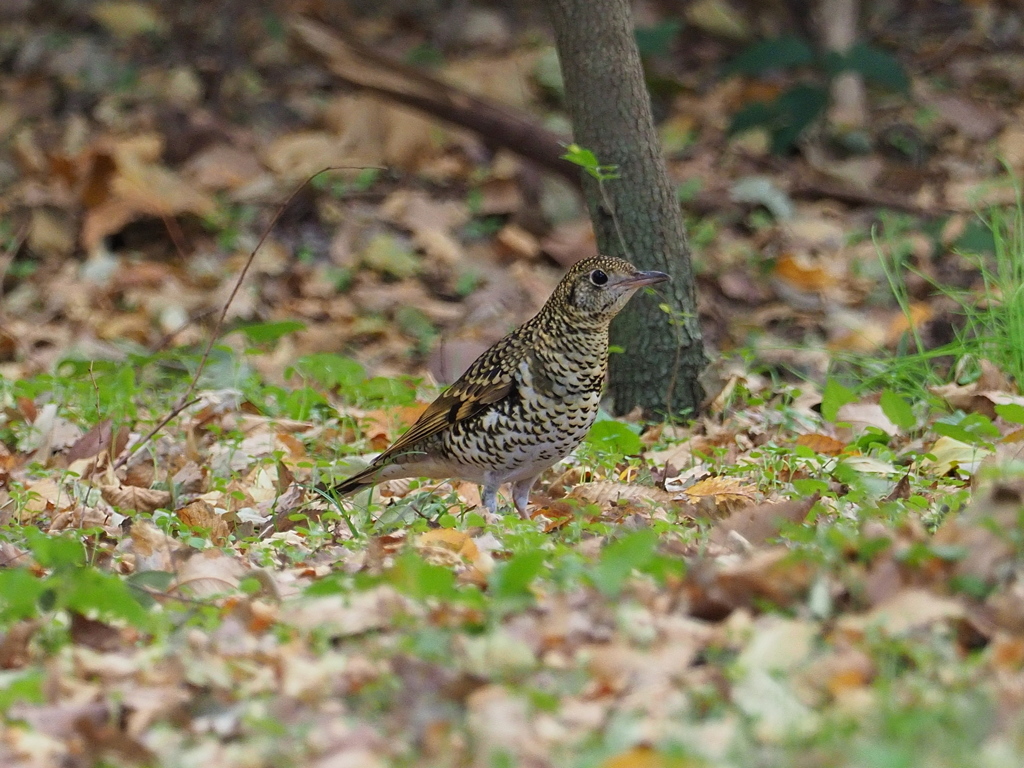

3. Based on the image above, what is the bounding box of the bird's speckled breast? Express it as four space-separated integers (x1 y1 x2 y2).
432 327 607 483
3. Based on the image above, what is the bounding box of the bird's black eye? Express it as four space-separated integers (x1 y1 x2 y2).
589 269 608 286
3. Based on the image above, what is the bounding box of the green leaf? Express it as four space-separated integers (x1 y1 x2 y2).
821 378 857 422
728 101 773 135
353 376 418 407
126 570 175 591
933 413 999 443
0 670 45 709
236 320 306 345
388 551 457 601
293 354 365 390
280 386 330 420
931 421 975 444
25 531 85 570
841 43 908 91
489 550 545 602
769 84 828 153
560 144 619 181
880 389 916 430
957 412 1000 439
586 420 644 455
726 35 815 76
561 144 599 171
0 569 45 621
302 572 356 597
995 403 1024 425
954 218 997 255
63 568 150 628
591 529 658 597
792 478 829 495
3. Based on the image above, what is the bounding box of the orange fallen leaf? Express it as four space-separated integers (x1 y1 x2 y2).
795 433 846 456
416 528 480 562
990 634 1024 671
600 745 699 768
885 302 933 346
773 252 839 292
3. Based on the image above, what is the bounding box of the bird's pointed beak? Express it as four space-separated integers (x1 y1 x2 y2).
621 270 670 288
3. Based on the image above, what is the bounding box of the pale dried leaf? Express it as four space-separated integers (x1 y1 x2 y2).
836 588 964 638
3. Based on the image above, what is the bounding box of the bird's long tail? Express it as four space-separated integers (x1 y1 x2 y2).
315 462 386 500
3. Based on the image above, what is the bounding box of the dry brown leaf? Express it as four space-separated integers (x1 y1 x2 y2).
27 208 75 258
65 418 130 466
171 461 206 495
495 223 540 261
934 478 1024 584
688 548 816 619
929 359 1016 419
183 144 265 191
413 227 463 264
800 647 874 699
69 612 124 653
0 621 39 669
23 402 83 457
711 495 818 548
170 550 245 598
476 178 523 216
125 520 183 572
282 585 416 636
920 90 1001 141
101 484 172 514
262 130 347 180
176 499 229 545
540 220 598 267
681 476 759 516
76 137 216 250
382 189 469 234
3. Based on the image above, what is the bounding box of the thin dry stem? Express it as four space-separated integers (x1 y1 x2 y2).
113 165 383 471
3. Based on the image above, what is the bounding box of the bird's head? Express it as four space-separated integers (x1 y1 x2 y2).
552 256 669 325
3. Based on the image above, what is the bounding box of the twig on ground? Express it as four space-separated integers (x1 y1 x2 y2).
113 166 382 471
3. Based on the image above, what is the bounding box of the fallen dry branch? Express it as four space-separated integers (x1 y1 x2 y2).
289 15 583 189
790 178 954 216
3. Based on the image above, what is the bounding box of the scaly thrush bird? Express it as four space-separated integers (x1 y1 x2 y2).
329 256 669 517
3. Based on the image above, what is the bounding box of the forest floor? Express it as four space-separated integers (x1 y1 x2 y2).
2 1 1024 766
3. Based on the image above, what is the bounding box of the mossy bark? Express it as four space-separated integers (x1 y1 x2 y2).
547 0 707 417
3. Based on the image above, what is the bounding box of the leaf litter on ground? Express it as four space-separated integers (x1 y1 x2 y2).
3 1 1024 765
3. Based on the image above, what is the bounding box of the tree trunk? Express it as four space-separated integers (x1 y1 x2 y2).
547 0 707 417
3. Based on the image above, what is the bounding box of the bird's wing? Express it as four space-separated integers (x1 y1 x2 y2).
376 334 531 462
